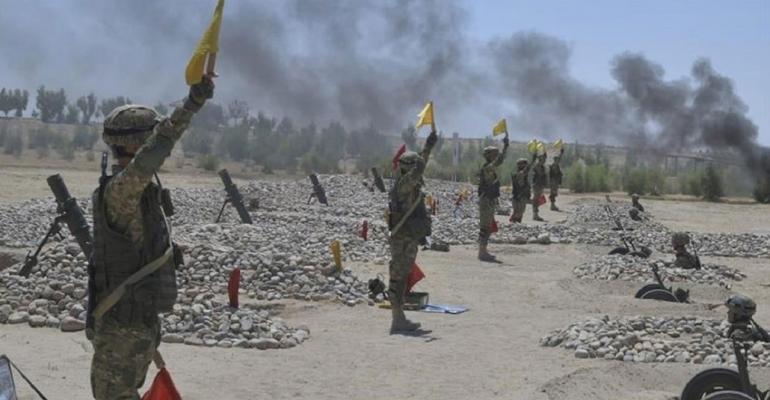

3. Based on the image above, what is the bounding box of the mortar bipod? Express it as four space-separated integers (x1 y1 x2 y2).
634 264 689 303
680 320 769 400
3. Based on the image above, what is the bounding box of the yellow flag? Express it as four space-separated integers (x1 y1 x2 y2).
537 141 545 154
330 240 342 272
492 119 507 136
527 139 538 154
185 0 225 85
553 139 564 151
415 101 434 129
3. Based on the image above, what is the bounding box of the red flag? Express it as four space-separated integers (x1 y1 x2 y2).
537 194 547 206
142 368 182 400
359 219 369 241
490 220 498 233
406 263 425 293
228 267 240 309
392 144 407 171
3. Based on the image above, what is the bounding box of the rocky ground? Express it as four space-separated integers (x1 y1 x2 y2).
1 168 769 399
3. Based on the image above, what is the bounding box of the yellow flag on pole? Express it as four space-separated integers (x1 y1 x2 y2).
415 101 434 130
330 240 342 272
492 118 507 136
537 141 545 154
185 0 225 85
527 139 538 154
553 139 564 151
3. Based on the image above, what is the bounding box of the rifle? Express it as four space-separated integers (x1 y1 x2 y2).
307 173 328 205
371 167 387 193
215 169 253 224
604 204 637 252
19 174 93 277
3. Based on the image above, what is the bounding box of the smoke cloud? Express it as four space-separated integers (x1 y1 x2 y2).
0 0 764 175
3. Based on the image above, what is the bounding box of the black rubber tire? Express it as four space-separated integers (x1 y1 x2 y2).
635 284 665 299
640 288 679 302
680 368 742 400
703 390 756 400
609 247 629 255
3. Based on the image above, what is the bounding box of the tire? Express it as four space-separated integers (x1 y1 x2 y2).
609 247 629 255
640 288 679 302
635 284 665 299
704 391 756 400
680 368 742 400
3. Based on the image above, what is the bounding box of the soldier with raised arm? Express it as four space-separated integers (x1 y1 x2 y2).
477 136 509 262
89 77 214 399
531 152 548 221
510 153 536 223
387 127 438 333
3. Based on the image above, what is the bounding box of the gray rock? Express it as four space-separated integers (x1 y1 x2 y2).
60 316 86 332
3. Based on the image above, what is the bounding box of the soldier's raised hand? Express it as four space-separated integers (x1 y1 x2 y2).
502 134 509 148
186 75 215 113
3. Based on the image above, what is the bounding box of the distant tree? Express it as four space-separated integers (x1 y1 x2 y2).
65 104 80 124
76 93 98 124
191 102 225 131
14 89 29 117
701 164 724 202
3 133 23 156
221 124 250 161
36 86 67 122
227 99 249 125
154 102 169 116
73 129 98 150
31 109 39 119
0 89 11 116
99 96 131 117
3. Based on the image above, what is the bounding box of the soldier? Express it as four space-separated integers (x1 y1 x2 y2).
387 128 438 333
477 136 509 262
671 232 701 270
531 152 548 221
548 148 564 211
89 77 214 399
631 193 645 212
510 154 536 223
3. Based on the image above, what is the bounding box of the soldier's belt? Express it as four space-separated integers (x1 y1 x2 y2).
92 245 174 321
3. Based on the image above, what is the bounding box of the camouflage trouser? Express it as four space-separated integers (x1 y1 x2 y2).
532 187 545 216
91 313 160 400
388 236 418 308
549 183 559 202
511 197 528 222
478 196 497 245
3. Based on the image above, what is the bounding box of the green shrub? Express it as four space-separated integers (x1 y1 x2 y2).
3 133 23 156
701 164 724 202
197 154 220 171
754 178 770 203
566 163 586 193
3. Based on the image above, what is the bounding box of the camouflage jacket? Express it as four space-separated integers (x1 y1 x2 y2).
532 158 548 189
390 134 437 240
549 156 562 186
478 144 508 198
511 164 532 200
103 107 195 245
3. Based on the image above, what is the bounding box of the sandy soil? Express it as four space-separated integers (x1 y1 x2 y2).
1 166 769 400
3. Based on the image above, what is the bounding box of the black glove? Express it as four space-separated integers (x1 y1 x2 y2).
426 130 438 146
184 76 215 113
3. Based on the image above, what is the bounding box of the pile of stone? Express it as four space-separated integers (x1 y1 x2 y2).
572 255 745 288
0 197 91 248
161 290 308 350
540 315 770 367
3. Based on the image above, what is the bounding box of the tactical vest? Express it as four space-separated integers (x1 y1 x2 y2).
388 177 431 241
90 176 179 325
533 164 547 188
549 163 562 185
478 164 501 199
511 170 531 200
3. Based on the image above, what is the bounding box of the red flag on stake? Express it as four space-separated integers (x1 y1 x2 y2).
537 194 547 206
142 368 182 400
359 219 369 241
228 267 240 309
392 144 407 171
406 263 425 293
490 220 498 234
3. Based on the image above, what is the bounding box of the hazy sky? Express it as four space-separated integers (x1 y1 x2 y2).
466 0 769 144
0 0 767 145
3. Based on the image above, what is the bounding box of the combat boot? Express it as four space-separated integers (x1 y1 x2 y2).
390 307 421 333
533 212 544 222
478 243 497 262
550 202 560 212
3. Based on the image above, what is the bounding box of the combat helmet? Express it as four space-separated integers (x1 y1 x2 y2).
726 294 756 323
483 146 499 156
398 151 422 171
631 193 640 200
103 104 162 147
671 232 690 248
516 158 528 165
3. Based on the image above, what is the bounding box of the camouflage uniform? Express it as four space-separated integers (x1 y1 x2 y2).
90 81 212 399
671 232 700 270
631 193 645 212
531 154 548 221
510 156 534 223
387 131 437 333
478 140 509 261
548 152 563 211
